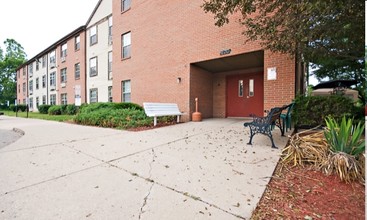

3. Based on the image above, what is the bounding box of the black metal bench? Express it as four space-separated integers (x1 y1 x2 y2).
243 107 285 148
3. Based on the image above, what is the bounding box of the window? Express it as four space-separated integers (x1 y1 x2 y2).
36 60 39 71
50 72 56 86
29 63 33 76
29 80 33 93
90 57 98 77
108 16 113 45
50 50 56 68
108 86 113 102
29 97 33 109
122 80 131 102
238 80 243 97
42 75 46 88
61 93 67 105
42 55 46 68
90 26 97 45
249 79 254 97
61 43 67 59
36 77 39 90
61 68 67 83
50 94 56 105
108 51 112 80
22 82 26 94
90 88 98 103
122 32 131 59
18 84 20 93
75 63 80 79
75 35 80 51
42 95 46 105
23 67 26 75
36 97 39 108
121 0 131 12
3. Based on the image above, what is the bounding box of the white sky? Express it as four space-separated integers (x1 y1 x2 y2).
0 0 99 59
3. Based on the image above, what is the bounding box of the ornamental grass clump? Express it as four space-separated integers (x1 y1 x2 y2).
281 116 365 183
281 128 328 168
322 116 365 183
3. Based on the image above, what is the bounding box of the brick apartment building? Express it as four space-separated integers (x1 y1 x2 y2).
16 0 299 121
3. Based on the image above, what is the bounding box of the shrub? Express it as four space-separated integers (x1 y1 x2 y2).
60 105 68 115
324 116 365 156
74 108 152 129
65 104 78 115
48 105 62 115
293 95 362 128
10 104 27 112
322 116 365 182
79 102 143 114
38 105 52 114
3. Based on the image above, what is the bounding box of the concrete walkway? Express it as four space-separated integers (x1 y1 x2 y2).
0 116 291 220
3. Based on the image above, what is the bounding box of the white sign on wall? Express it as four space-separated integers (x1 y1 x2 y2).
267 67 277 80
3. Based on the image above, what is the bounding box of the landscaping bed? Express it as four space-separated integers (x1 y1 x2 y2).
251 162 365 219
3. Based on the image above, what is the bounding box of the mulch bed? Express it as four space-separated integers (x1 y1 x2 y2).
251 162 365 219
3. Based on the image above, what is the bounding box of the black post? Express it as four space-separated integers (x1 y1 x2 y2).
26 104 29 118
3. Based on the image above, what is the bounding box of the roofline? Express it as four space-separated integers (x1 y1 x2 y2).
86 0 103 26
17 25 86 71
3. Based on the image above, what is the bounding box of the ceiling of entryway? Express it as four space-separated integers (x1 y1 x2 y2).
192 50 264 73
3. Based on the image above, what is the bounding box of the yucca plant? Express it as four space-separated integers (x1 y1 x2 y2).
323 116 365 182
324 116 365 156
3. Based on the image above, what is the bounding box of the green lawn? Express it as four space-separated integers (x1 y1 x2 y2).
1 110 74 122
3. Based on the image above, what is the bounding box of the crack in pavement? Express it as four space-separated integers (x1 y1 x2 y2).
0 133 122 154
138 149 156 220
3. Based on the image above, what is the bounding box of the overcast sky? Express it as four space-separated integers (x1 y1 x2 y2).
0 0 99 59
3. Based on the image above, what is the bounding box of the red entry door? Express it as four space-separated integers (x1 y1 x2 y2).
226 73 264 117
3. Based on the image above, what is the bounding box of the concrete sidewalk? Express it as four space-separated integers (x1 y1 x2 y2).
0 116 291 219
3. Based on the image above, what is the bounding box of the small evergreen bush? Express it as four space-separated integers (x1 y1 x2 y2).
48 105 62 115
65 104 78 115
293 95 363 128
38 105 52 114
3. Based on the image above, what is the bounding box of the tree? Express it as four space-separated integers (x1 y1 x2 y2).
0 39 27 105
202 0 365 101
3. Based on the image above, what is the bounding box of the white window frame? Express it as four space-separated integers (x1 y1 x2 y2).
90 26 97 46
90 57 98 77
108 51 112 80
90 88 98 103
122 80 131 102
61 68 67 83
75 63 80 79
122 32 131 59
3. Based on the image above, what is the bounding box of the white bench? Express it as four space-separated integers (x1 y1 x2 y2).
143 102 184 126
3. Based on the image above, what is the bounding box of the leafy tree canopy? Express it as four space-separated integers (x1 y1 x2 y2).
0 39 27 105
202 0 365 101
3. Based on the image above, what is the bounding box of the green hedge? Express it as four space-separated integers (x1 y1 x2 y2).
38 105 52 114
79 102 143 114
293 95 364 128
74 108 152 129
48 105 62 115
9 104 27 112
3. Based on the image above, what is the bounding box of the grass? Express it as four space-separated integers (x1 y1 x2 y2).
1 110 74 122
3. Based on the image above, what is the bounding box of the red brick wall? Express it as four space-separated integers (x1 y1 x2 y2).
57 30 87 104
264 51 295 112
112 0 295 120
189 65 213 118
16 68 27 104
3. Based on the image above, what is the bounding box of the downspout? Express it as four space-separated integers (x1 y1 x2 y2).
46 54 49 104
84 30 87 103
